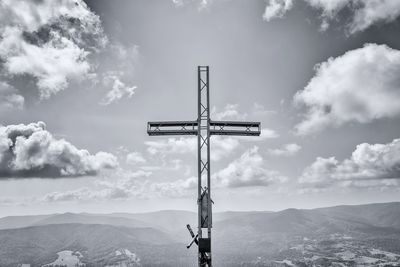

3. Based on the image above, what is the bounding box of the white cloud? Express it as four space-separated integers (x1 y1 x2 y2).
0 0 107 99
235 128 279 142
171 0 213 10
252 102 276 116
0 81 24 110
263 0 294 21
211 104 278 140
43 169 152 202
41 169 196 202
264 0 400 34
304 0 349 18
213 146 287 187
302 0 349 32
97 44 139 105
146 137 196 155
41 144 289 201
349 0 400 33
1 29 91 98
43 187 100 202
299 138 400 189
0 122 118 178
294 44 400 135
126 152 146 165
305 0 400 33
100 73 137 105
43 185 142 202
268 143 301 156
211 136 240 161
149 176 197 198
259 128 279 139
211 104 248 120
172 0 185 7
140 158 187 172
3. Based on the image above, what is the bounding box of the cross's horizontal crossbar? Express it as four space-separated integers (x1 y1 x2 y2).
210 120 260 127
210 120 261 136
148 121 198 127
147 121 198 136
147 120 261 136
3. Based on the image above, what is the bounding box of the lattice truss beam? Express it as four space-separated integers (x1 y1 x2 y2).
147 120 261 136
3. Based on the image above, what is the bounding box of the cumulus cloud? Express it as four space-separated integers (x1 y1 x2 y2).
259 128 279 140
172 0 185 7
126 152 146 165
211 103 248 120
100 72 137 105
263 0 293 21
149 176 197 198
213 146 287 187
41 145 289 202
211 103 278 140
145 136 239 161
171 0 213 10
0 81 24 110
96 44 139 105
211 136 240 160
349 0 400 33
146 137 196 155
0 0 107 99
299 138 400 189
44 171 151 202
264 0 400 34
43 185 140 202
140 158 187 173
43 187 100 202
306 0 400 33
42 170 196 202
234 128 279 142
0 122 118 178
252 102 276 116
304 0 349 30
268 143 301 156
294 44 400 135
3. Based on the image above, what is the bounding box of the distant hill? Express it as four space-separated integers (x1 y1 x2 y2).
1 202 400 266
109 210 197 241
316 202 400 229
31 212 152 229
0 223 191 267
212 205 400 256
0 214 53 230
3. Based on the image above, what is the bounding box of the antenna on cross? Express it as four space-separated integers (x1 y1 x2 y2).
147 66 261 267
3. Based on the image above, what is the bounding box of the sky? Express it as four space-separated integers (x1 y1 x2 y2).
1 0 400 216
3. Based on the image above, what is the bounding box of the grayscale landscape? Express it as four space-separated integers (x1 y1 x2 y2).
1 0 400 266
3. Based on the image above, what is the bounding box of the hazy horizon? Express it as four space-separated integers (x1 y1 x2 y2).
1 200 400 219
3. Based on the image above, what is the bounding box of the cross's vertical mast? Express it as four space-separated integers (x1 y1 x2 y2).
197 66 212 266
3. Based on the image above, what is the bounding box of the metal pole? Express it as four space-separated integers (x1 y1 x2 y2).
206 66 212 267
197 66 202 267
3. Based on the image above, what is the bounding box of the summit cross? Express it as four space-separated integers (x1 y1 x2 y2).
147 66 261 267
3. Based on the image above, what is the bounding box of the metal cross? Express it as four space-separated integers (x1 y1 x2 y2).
147 66 261 267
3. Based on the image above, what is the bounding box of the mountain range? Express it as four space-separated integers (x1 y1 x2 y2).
1 202 400 266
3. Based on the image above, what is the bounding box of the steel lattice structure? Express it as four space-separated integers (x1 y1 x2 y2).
147 66 261 267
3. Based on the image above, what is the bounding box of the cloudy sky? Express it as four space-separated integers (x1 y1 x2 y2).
1 0 400 216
